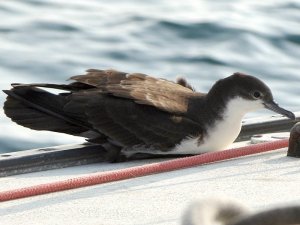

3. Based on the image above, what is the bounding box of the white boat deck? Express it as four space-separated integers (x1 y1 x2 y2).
1 146 300 225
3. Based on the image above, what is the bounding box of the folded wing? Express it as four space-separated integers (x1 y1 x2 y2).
70 69 202 115
3 69 204 152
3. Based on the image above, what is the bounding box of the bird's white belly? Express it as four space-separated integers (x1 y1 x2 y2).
123 114 243 157
172 117 242 154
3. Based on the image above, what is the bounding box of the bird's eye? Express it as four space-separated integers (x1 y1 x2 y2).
252 91 262 99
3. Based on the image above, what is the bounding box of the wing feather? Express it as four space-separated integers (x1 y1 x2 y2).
70 69 203 115
4 69 204 153
66 92 142 147
82 92 203 150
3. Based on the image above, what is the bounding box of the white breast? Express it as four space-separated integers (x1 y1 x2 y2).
172 97 264 154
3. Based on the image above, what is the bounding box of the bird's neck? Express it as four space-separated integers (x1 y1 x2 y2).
203 93 263 124
199 96 265 151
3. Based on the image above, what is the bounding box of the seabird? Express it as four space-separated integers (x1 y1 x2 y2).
182 198 249 225
182 198 300 225
3 69 295 161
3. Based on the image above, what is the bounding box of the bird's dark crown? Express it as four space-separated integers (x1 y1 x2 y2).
207 72 274 103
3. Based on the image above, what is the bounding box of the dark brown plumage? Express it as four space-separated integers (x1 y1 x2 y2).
3 69 295 161
3 69 204 161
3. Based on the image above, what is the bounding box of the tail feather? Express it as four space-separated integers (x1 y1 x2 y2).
3 87 92 136
11 82 93 91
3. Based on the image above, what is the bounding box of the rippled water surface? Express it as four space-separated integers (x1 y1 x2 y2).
1 0 300 153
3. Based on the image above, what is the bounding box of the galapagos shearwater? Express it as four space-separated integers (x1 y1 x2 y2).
3 69 295 161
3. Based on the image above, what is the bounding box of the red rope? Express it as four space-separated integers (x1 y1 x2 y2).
0 139 288 202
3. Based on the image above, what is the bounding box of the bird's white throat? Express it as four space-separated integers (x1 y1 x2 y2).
173 97 264 154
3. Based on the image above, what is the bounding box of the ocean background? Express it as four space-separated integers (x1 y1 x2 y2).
0 0 300 153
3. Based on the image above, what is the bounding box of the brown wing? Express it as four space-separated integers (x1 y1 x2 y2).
4 69 204 152
70 69 203 115
64 90 203 149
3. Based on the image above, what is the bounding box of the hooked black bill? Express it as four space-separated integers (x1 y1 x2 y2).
263 101 295 120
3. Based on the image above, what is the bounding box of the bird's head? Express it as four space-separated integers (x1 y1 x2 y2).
207 72 295 120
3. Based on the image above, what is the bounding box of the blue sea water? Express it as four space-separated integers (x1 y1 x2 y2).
0 0 300 153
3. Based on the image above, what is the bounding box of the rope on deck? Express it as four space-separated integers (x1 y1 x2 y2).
0 139 289 202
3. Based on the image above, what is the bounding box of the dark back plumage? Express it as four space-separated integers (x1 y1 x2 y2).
3 69 204 160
